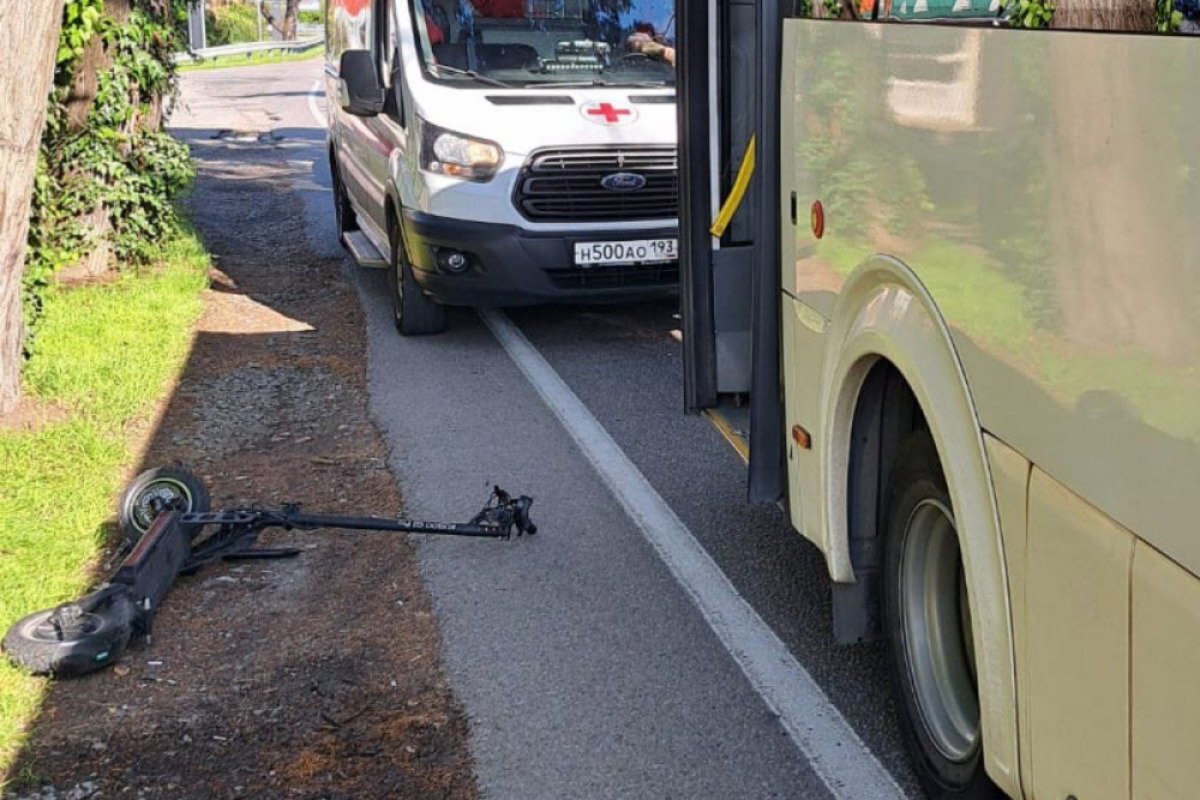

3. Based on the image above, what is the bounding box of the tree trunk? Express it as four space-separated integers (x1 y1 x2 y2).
0 0 66 416
1052 0 1155 30
261 0 301 40
65 0 133 132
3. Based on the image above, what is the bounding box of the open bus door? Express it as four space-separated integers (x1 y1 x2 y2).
678 0 787 504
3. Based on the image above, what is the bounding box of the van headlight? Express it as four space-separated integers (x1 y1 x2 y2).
419 118 502 182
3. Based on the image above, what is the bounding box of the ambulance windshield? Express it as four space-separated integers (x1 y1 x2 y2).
411 0 676 87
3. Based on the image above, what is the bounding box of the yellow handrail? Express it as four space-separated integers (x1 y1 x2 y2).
709 135 756 238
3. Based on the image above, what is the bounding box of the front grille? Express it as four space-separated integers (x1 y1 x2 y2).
548 263 679 291
514 146 679 223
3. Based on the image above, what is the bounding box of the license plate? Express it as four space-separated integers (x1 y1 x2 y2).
573 238 678 266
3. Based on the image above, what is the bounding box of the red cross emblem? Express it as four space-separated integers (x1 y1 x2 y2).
581 102 637 125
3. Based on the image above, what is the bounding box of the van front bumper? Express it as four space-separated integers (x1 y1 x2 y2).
399 210 679 307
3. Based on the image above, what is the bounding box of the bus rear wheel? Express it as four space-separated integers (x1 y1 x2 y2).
882 431 1000 799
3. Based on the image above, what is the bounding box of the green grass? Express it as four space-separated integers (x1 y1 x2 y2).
179 46 322 73
0 228 209 780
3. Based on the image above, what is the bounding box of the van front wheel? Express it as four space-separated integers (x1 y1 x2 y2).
882 431 1000 799
388 218 445 336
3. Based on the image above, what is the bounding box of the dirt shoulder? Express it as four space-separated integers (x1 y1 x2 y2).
9 141 477 800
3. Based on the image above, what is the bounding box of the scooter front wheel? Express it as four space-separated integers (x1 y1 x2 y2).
118 466 210 547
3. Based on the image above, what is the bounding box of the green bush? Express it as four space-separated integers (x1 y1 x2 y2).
206 3 260 46
299 9 323 24
25 1 194 354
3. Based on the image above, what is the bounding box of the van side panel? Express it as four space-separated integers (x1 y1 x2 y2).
784 22 1200 580
326 0 380 229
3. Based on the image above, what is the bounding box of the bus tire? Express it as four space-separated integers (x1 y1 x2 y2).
388 216 445 337
882 431 1001 799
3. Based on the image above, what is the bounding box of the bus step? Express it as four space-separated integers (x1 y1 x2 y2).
704 405 750 466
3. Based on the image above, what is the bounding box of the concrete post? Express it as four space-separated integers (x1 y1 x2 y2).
187 0 206 50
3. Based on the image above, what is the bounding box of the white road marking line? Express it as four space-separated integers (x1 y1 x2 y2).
307 77 326 130
480 308 909 800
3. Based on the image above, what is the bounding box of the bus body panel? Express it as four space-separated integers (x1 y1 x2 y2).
781 296 825 548
982 434 1031 798
783 20 1200 577
1026 468 1133 799
782 16 1199 799
1132 543 1200 798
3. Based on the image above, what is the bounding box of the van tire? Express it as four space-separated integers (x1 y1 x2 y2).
882 431 1001 800
331 152 358 245
388 217 445 336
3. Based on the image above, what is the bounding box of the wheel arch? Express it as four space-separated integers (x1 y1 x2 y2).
383 189 416 269
384 191 398 238
818 255 1022 798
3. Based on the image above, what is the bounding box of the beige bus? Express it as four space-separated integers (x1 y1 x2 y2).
677 0 1199 797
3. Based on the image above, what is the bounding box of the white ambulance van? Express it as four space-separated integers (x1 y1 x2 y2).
325 0 678 334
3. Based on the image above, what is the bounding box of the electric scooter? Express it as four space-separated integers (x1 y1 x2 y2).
3 467 536 677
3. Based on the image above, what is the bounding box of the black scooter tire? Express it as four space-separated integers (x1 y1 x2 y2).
118 466 210 547
3 604 132 677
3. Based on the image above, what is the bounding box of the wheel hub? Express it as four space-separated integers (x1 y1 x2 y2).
28 608 102 643
899 499 981 763
130 479 191 534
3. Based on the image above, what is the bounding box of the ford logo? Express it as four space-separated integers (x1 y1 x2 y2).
600 172 647 192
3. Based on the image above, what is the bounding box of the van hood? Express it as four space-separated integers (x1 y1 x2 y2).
412 86 677 158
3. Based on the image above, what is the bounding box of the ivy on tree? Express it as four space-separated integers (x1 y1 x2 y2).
24 0 194 353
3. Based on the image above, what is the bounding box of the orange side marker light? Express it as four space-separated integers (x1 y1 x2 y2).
791 424 812 450
810 201 825 240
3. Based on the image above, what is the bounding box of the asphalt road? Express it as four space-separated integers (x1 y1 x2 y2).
173 59 923 800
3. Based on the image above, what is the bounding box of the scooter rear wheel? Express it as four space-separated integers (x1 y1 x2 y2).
3 602 133 677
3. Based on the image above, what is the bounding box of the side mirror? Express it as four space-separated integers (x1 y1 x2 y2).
338 50 384 117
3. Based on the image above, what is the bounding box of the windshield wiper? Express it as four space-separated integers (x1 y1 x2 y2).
430 64 512 88
525 78 670 89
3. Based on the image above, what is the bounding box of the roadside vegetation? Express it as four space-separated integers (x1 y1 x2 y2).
0 229 209 777
202 0 328 46
0 0 210 781
26 0 193 348
205 1 260 45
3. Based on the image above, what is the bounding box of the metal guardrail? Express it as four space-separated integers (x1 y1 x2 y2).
174 36 324 65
